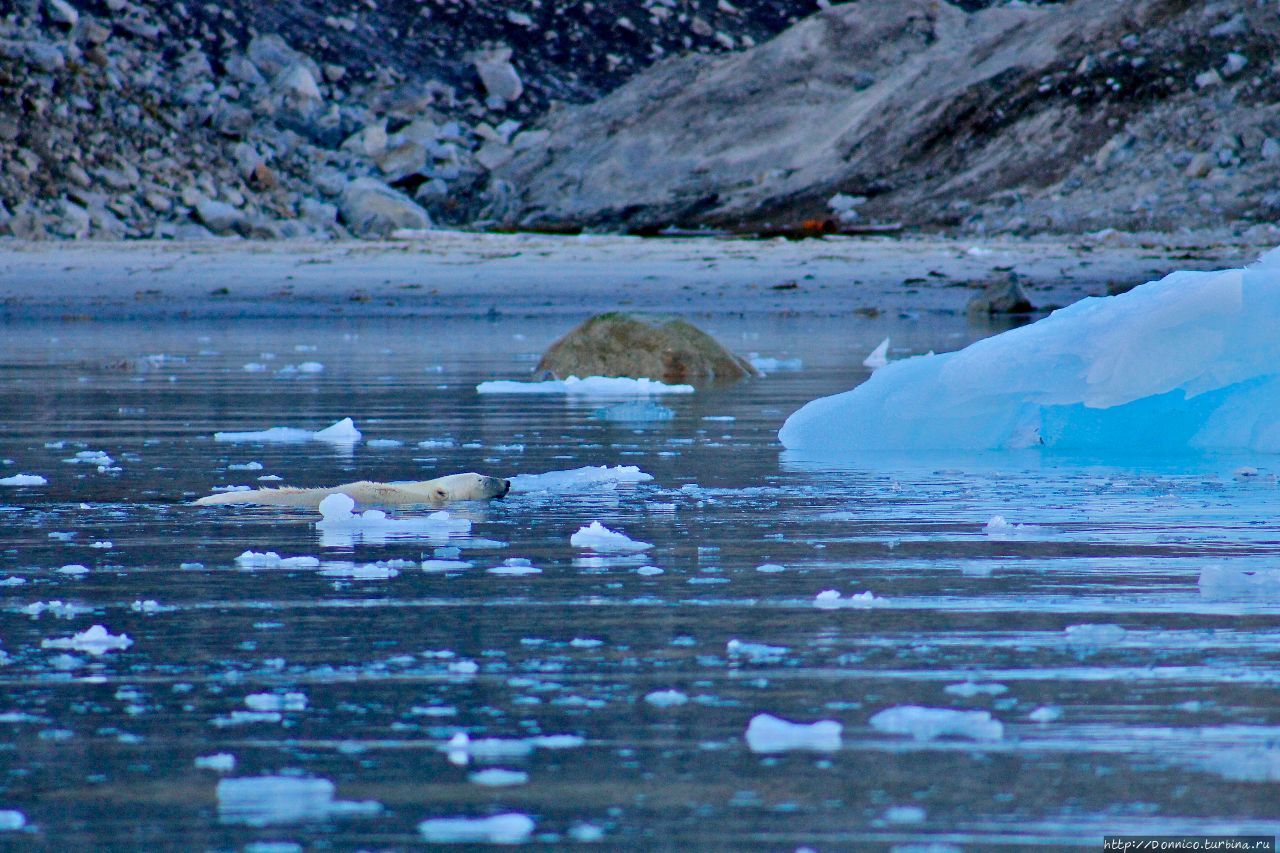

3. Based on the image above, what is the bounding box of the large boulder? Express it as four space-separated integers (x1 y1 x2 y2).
339 178 431 238
536 313 758 384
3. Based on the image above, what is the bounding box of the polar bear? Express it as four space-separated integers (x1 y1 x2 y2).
194 473 511 508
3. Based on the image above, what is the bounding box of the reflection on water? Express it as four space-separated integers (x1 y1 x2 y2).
1 316 1278 848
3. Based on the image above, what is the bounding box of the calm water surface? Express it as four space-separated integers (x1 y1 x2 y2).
1 316 1278 849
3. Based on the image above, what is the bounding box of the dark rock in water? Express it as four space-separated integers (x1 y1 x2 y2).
537 313 759 383
967 274 1034 316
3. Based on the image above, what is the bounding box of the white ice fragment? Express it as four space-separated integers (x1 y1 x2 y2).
983 515 1041 540
569 823 605 843
813 589 885 609
0 811 25 831
212 485 252 493
487 558 541 576
216 776 381 826
869 706 1004 741
180 562 204 570
1028 705 1062 723
318 561 401 580
0 474 46 486
636 565 663 575
422 559 472 572
1064 623 1127 647
755 563 786 573
418 813 534 845
89 541 112 549
508 465 653 493
862 337 890 370
214 417 361 445
1199 565 1280 599
592 400 674 422
297 362 325 373
244 692 307 712
570 521 653 553
195 753 237 772
57 564 89 576
477 375 693 396
365 439 404 448
749 354 804 373
884 805 926 824
944 682 1008 697
468 768 528 787
417 438 456 449
317 493 471 540
227 461 264 471
41 625 132 656
23 600 91 619
234 551 321 569
130 599 172 614
782 250 1280 455
0 577 25 586
243 362 267 372
644 689 688 707
745 713 842 753
727 639 788 662
49 532 76 541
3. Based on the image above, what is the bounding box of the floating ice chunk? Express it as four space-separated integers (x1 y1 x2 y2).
781 250 1280 455
944 682 1008 698
227 461 263 471
418 813 534 844
212 711 282 727
727 639 789 662
569 823 605 842
215 417 361 445
983 515 1041 540
64 450 114 466
1028 706 1062 723
366 439 404 448
813 589 885 609
862 337 890 370
319 561 401 580
508 465 653 493
131 599 173 614
0 474 46 486
417 438 456 449
57 564 89 576
570 521 653 552
235 551 321 569
422 559 473 572
1199 565 1280 600
745 713 842 753
216 776 381 826
1200 748 1280 782
487 558 540 576
468 769 528 787
41 625 132 656
317 493 471 543
636 565 664 576
297 362 324 373
89 541 112 549
245 692 307 712
0 811 25 831
212 485 252 493
243 362 267 372
477 376 693 396
644 689 688 707
49 532 76 541
23 601 92 619
195 753 237 772
1064 623 1127 647
0 577 25 586
593 400 675 422
755 563 786 573
749 354 804 374
870 706 1004 741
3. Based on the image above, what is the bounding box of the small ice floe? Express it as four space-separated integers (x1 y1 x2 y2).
49 532 76 541
89 541 112 549
813 589 886 609
1198 748 1280 783
487 558 540 576
216 776 381 826
569 823 605 842
245 692 307 712
227 461 263 471
983 515 1041 540
235 551 321 569
477 376 694 396
749 354 804 374
131 600 173 614
727 639 789 663
644 689 688 707
0 811 25 831
318 561 402 580
243 363 267 372
365 439 404 448
41 625 132 656
468 768 528 787
0 474 46 486
214 417 361 445
570 521 653 553
636 565 664 576
23 601 92 619
1028 706 1062 723
745 713 842 753
593 400 675 422
0 576 26 586
944 682 1008 698
297 362 324 373
1199 565 1280 600
418 813 535 845
869 706 1004 741
195 753 237 772
862 337 891 370
1063 623 1127 647
755 563 786 573
211 485 251 493
417 438 456 449
508 465 653 494
56 564 89 576
422 559 473 573
317 494 470 544
63 450 114 466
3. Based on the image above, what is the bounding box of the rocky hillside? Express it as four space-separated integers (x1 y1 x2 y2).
0 0 821 239
3 0 1277 241
496 0 1280 237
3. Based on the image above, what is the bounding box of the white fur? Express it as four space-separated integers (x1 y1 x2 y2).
194 472 510 508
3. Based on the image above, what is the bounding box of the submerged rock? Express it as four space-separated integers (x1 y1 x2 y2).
536 313 758 383
967 274 1035 316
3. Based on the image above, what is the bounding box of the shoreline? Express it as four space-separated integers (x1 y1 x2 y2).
0 231 1267 321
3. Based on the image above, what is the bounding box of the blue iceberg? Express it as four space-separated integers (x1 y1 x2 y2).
780 248 1280 456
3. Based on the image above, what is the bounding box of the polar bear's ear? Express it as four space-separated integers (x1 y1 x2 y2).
434 486 449 499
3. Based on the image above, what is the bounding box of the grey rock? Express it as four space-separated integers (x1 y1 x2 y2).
51 200 91 239
1185 152 1213 178
87 204 127 239
1261 138 1280 161
1221 52 1247 78
274 64 323 116
195 198 246 234
247 34 320 81
45 0 78 27
211 103 253 137
377 141 428 182
474 140 514 172
299 197 337 228
224 53 266 87
16 40 66 72
472 46 523 104
966 275 1034 316
80 19 110 45
231 142 262 179
342 120 388 158
339 177 431 237
173 222 219 241
536 313 758 384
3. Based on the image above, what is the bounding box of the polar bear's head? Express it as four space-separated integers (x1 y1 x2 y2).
429 472 511 502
